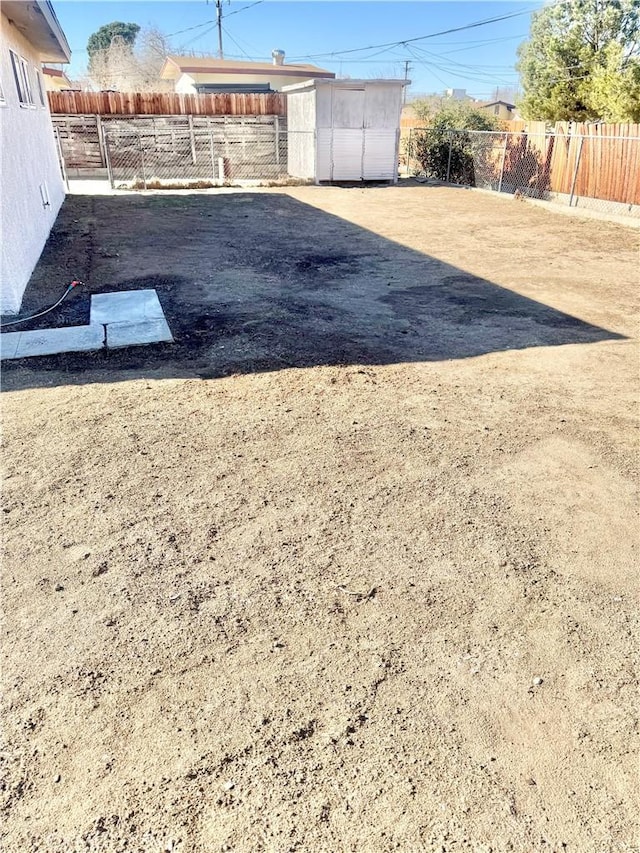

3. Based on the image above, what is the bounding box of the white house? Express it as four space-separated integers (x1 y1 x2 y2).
0 1 70 315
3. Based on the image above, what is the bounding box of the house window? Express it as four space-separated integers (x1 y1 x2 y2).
9 50 35 107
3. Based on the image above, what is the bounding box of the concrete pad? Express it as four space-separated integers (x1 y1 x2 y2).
0 332 22 360
91 290 167 325
9 324 104 359
106 318 174 349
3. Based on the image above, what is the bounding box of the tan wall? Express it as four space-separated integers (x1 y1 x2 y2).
176 72 322 94
44 74 70 92
479 103 516 122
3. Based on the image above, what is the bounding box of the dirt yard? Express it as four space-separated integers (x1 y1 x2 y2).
2 185 638 853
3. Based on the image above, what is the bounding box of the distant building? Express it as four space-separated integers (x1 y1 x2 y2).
0 1 71 314
160 51 335 95
478 100 518 121
445 88 472 102
42 65 72 91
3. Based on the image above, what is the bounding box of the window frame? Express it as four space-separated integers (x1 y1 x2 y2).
35 68 45 107
9 50 36 108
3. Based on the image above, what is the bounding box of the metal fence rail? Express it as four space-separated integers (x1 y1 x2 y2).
102 127 314 187
403 128 640 218
52 113 289 178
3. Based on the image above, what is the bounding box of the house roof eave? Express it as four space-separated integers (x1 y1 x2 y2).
2 1 71 62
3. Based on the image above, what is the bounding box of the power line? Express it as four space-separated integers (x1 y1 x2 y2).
168 19 217 39
168 0 263 40
221 25 252 59
288 6 539 62
226 1 264 20
440 34 528 56
178 23 218 51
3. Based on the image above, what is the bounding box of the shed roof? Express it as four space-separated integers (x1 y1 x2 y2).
283 79 410 93
161 56 335 81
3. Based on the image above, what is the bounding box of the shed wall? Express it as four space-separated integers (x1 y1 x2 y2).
286 88 315 178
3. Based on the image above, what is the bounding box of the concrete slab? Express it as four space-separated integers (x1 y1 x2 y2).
9 324 104 359
91 290 167 325
106 318 174 349
0 332 22 360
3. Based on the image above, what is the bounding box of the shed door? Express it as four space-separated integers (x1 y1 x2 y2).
323 85 400 181
362 130 399 180
331 130 364 180
332 88 365 129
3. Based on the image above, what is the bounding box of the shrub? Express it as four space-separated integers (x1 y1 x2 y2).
409 103 499 182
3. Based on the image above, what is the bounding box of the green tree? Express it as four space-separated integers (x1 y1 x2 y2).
588 41 640 121
517 0 640 122
87 21 140 62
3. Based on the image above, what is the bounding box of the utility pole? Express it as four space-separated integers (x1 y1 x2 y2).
216 0 224 58
403 60 411 105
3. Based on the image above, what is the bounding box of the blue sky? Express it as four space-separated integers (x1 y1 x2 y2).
53 1 538 100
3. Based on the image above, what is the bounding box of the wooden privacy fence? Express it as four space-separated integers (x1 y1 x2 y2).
48 90 287 117
506 122 640 206
552 123 640 205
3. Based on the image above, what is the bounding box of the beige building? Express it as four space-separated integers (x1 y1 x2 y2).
42 65 72 91
160 52 335 95
478 100 518 121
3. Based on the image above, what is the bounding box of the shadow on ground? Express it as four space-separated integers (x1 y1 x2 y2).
1 191 624 391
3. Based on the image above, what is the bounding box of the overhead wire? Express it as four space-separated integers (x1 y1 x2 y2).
221 25 252 59
287 6 540 61
167 0 264 38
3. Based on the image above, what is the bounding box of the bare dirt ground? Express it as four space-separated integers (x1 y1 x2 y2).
2 185 638 853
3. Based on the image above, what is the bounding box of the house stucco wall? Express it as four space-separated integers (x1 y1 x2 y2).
478 103 516 122
175 71 326 94
43 70 71 91
0 12 65 314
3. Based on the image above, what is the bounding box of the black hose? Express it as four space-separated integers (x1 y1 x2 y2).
0 281 83 330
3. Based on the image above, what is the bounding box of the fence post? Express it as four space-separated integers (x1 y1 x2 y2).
498 132 508 193
188 114 197 165
104 133 115 189
275 115 280 165
446 132 453 183
209 130 216 182
54 127 69 191
139 133 147 190
95 114 107 169
568 135 584 208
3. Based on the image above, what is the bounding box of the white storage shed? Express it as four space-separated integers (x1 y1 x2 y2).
284 78 408 183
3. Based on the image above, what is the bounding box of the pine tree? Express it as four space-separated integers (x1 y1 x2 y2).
517 0 640 121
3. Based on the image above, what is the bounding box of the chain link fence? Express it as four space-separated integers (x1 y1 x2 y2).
103 126 308 188
52 114 313 188
403 127 640 219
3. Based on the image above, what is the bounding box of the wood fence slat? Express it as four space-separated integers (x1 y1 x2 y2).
48 90 287 116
